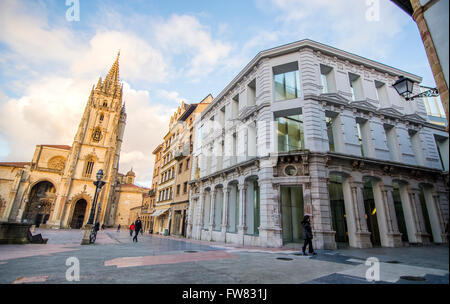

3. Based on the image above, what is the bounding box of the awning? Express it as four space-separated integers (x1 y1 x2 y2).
150 208 170 217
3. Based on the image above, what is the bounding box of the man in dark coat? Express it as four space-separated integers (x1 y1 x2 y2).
133 216 143 243
301 215 317 256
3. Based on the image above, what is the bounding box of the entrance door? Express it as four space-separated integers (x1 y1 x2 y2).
173 211 182 235
281 186 304 244
419 188 434 242
392 183 408 242
328 176 348 245
363 180 381 247
70 199 87 229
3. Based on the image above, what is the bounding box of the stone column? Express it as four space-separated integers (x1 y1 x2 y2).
432 193 447 243
408 188 430 244
257 169 283 248
379 184 402 247
196 190 206 240
309 155 336 250
237 182 247 244
209 189 216 241
221 186 230 237
347 180 372 248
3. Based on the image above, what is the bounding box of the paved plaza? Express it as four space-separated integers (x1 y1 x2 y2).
0 229 448 284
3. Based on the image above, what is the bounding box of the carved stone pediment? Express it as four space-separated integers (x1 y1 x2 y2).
403 113 427 123
319 93 350 105
350 99 378 112
379 107 403 119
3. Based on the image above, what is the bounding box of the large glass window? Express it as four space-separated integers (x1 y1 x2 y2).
277 114 305 152
273 62 301 101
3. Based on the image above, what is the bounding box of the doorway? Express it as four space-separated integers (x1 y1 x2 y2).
70 199 87 229
392 183 409 242
363 179 381 247
281 186 304 244
328 175 348 246
173 210 182 235
418 187 434 242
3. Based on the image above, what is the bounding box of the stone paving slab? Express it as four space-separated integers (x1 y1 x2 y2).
0 229 448 284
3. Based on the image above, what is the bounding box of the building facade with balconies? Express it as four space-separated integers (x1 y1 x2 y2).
170 95 213 237
187 39 449 250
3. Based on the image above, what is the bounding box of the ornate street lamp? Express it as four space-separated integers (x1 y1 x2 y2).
87 169 106 225
393 76 439 101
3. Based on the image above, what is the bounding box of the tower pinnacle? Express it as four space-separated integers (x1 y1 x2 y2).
104 52 120 87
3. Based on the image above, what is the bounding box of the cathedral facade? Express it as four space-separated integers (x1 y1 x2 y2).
0 55 140 229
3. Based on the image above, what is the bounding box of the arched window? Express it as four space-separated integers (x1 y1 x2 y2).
103 101 108 107
92 128 101 142
99 113 104 122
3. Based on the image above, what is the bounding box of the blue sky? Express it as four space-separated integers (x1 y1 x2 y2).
0 0 436 186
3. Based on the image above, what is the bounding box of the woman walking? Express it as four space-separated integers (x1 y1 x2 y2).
301 214 317 256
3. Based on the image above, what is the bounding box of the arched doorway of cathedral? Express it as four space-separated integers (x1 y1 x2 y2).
70 199 88 229
23 181 56 227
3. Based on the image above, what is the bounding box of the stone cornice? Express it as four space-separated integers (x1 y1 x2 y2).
202 39 422 118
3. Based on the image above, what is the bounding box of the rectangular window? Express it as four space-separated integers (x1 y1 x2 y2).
349 73 363 101
177 184 180 195
179 163 183 173
375 80 389 104
232 95 239 118
277 114 305 152
321 74 328 94
434 135 449 171
320 64 334 94
273 62 301 102
183 182 188 194
247 79 256 106
326 117 335 152
356 122 365 157
186 158 190 170
384 125 398 161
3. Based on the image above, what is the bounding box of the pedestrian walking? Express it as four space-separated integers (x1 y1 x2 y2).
301 214 316 256
117 224 121 232
94 222 100 232
133 217 142 243
101 223 105 230
130 223 135 237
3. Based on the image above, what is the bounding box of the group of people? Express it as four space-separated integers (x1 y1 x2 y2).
114 214 315 252
115 217 143 242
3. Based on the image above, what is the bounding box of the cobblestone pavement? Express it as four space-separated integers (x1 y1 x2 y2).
0 229 448 284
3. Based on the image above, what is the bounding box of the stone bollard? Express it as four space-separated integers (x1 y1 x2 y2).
81 224 94 245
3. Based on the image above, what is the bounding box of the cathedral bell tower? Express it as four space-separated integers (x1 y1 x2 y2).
47 53 127 228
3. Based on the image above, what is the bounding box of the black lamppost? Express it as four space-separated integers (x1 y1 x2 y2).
392 76 439 101
87 169 106 225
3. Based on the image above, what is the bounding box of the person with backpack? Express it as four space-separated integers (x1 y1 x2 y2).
301 214 317 256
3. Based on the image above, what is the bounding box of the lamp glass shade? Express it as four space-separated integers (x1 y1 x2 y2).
96 169 104 181
393 76 414 98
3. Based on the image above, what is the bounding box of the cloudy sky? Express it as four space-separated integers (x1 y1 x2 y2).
0 0 436 187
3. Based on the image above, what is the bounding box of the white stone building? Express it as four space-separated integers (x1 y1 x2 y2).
186 39 449 250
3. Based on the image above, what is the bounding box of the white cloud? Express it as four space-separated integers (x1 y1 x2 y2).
154 14 233 77
0 0 81 65
72 31 168 83
258 0 410 58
